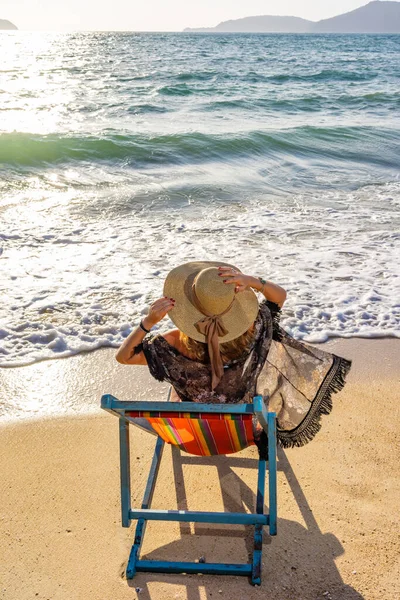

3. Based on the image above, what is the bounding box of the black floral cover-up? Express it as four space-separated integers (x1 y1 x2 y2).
141 300 351 449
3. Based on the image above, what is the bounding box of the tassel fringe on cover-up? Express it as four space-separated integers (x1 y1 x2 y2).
273 354 352 448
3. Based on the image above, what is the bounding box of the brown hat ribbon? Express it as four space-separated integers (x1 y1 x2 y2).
191 284 235 390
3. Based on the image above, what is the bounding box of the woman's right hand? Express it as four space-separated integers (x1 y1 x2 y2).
144 296 175 328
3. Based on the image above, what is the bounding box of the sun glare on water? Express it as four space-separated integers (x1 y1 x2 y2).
1 32 76 134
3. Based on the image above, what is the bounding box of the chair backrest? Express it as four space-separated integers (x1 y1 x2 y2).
125 409 255 456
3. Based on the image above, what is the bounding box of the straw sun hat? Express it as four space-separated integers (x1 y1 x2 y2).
164 261 259 342
163 261 259 389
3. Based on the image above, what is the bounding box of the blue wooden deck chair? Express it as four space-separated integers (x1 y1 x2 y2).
101 393 277 586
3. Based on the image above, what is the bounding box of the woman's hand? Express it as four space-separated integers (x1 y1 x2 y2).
116 296 175 366
144 296 175 328
218 267 261 293
218 266 286 306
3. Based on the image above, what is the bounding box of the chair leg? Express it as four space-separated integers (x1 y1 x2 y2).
268 413 277 536
119 418 131 528
251 458 266 585
126 435 165 579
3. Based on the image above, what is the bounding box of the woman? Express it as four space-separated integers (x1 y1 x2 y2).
116 261 351 449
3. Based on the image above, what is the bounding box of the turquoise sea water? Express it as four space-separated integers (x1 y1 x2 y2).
0 32 399 367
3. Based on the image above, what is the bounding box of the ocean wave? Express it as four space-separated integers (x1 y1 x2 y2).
155 68 382 88
127 103 171 114
158 84 195 96
1 126 399 169
200 93 400 113
176 70 218 82
266 69 379 83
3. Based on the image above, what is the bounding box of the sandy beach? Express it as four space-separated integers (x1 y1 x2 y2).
1 338 399 600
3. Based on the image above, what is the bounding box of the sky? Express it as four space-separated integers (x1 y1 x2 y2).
1 1 394 31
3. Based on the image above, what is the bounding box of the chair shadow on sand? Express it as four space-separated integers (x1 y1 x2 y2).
127 446 365 600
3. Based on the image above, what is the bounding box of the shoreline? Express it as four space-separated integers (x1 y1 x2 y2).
2 331 400 372
1 338 399 599
1 337 399 424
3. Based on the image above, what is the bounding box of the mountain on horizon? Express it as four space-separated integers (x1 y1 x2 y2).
184 1 400 33
0 19 17 30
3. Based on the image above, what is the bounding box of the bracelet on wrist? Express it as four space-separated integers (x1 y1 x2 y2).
257 277 267 292
139 320 151 334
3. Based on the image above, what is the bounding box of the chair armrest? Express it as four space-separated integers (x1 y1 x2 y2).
253 395 273 433
100 394 255 417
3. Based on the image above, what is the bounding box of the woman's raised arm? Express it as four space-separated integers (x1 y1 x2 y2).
218 266 287 307
115 296 175 365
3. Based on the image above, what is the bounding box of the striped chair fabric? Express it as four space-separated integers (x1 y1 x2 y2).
126 410 255 456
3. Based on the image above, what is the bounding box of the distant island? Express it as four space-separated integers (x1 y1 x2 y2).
0 19 17 30
184 1 400 33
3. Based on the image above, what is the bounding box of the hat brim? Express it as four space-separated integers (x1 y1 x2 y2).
163 261 259 343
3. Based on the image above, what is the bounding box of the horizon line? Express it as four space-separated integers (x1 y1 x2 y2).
2 29 400 34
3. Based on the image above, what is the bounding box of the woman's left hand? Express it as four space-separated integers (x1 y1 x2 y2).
218 266 260 293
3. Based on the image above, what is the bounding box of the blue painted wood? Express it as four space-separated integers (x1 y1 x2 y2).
253 395 269 433
268 412 278 536
126 520 144 580
142 436 165 508
129 508 269 525
119 418 131 528
251 458 266 585
135 560 252 576
101 393 118 409
126 435 165 579
251 524 263 586
256 459 266 515
101 395 255 415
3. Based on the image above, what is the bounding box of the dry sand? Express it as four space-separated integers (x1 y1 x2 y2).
0 339 399 600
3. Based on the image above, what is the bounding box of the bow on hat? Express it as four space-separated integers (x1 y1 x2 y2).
192 285 234 390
